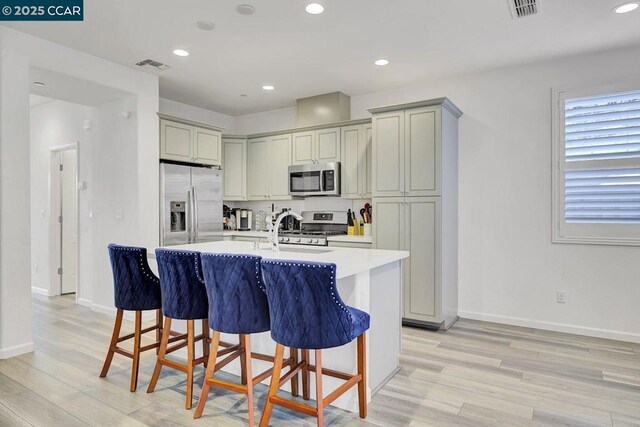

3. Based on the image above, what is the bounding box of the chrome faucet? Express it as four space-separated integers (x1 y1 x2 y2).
266 210 303 253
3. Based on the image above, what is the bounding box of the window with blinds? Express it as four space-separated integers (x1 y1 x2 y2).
564 90 640 224
554 83 640 245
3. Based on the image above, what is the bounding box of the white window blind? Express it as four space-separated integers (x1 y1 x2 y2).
553 84 640 245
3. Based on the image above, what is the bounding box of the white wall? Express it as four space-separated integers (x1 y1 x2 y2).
234 106 296 135
348 46 640 342
29 99 93 297
160 98 235 133
0 26 159 358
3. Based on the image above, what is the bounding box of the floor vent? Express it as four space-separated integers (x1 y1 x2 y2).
135 59 171 71
509 0 538 18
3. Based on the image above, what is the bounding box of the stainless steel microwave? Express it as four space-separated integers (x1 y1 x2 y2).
288 162 341 197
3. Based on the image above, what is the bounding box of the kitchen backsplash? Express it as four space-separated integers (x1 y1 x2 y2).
225 197 370 218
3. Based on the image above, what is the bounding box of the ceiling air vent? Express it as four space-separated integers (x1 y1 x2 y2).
509 0 538 19
135 59 171 71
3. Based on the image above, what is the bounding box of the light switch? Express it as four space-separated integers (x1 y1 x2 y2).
115 209 125 222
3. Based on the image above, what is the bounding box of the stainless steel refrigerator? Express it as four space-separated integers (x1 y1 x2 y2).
160 163 223 245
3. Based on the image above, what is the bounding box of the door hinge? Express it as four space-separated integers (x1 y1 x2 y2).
57 267 63 275
58 215 63 224
59 164 64 172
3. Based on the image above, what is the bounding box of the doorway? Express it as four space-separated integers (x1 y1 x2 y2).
50 146 78 296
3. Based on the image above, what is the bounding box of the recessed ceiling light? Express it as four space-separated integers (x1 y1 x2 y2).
262 85 275 91
613 2 639 13
305 3 324 14
173 49 190 57
196 21 215 31
236 4 255 15
240 94 248 97
374 59 389 66
33 81 45 87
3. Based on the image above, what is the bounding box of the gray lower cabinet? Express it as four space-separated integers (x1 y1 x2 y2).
372 197 455 327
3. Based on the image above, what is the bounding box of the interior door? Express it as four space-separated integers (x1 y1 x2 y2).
191 166 223 243
60 150 77 294
161 163 191 245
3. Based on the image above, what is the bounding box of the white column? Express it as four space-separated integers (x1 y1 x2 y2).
0 28 34 359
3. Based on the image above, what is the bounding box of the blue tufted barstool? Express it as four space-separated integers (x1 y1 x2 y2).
259 260 370 427
193 254 299 425
100 244 165 392
147 248 212 410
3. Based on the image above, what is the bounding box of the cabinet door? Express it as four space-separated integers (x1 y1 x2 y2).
363 125 373 198
223 138 246 201
404 197 441 323
316 127 341 163
341 125 362 198
247 138 269 200
405 107 441 196
193 127 222 166
291 131 315 165
160 120 193 162
372 111 405 197
372 198 404 250
269 134 292 200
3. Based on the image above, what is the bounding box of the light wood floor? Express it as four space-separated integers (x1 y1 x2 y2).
0 295 639 426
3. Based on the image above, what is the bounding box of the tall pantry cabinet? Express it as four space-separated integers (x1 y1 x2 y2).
369 98 462 329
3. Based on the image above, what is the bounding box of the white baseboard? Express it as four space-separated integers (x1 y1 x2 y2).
77 298 92 308
458 310 640 344
91 303 156 322
31 286 50 296
0 342 34 359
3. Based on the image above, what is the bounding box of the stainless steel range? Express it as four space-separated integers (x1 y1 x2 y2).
278 211 347 246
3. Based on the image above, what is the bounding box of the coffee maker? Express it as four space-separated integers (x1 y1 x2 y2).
235 209 253 231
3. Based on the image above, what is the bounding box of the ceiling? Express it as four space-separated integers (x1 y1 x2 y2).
6 0 640 115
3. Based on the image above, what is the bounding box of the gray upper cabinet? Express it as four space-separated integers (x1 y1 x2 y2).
222 136 246 201
247 134 292 201
341 124 371 199
372 111 405 197
292 127 341 165
372 106 441 197
160 117 222 166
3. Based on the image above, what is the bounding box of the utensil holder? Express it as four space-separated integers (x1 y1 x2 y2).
363 224 372 236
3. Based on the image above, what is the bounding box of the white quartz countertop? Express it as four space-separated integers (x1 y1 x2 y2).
223 231 372 244
157 240 408 280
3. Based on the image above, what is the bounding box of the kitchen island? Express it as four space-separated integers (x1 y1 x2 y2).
153 240 409 413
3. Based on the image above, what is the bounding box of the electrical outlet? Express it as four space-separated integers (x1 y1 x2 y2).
556 291 567 304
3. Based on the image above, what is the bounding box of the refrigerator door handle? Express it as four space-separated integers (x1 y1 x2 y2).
192 185 199 242
186 188 193 243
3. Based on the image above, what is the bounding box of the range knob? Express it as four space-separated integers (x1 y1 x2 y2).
311 238 319 244
278 237 284 242
283 237 290 243
294 238 301 243
304 238 313 244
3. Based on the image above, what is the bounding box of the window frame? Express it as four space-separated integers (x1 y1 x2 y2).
552 79 640 247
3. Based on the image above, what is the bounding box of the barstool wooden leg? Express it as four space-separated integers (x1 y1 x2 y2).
315 350 324 427
258 343 284 427
155 310 163 355
194 331 220 419
186 319 195 409
130 311 142 392
290 347 299 397
202 319 210 366
100 308 124 378
243 335 255 427
239 334 248 385
301 349 310 400
147 317 172 393
357 333 367 418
